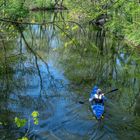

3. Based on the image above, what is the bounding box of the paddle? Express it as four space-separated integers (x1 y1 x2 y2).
79 88 118 104
105 88 118 94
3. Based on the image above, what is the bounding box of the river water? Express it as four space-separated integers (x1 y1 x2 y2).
0 11 140 140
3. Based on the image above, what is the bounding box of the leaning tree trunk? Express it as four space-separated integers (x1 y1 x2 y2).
54 0 59 7
60 0 64 7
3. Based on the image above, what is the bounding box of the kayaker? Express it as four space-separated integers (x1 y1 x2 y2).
89 89 105 104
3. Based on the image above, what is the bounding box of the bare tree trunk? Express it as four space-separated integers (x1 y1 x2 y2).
54 0 59 7
61 0 64 7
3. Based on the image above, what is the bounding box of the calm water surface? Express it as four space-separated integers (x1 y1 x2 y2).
0 11 140 140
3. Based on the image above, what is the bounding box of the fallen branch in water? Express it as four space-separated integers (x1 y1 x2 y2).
0 18 85 34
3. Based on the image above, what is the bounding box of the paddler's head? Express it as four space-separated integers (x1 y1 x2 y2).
97 89 102 94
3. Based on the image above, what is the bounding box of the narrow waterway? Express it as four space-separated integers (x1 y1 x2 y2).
0 11 140 140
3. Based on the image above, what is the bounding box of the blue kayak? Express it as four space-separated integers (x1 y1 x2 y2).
91 104 104 120
90 86 105 120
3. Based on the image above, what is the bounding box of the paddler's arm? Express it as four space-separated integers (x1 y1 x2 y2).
89 95 95 102
102 93 107 101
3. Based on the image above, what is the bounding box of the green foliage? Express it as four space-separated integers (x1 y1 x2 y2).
31 111 39 118
15 111 39 139
18 137 28 140
31 111 39 125
0 0 29 21
67 0 140 46
105 0 140 46
33 117 39 125
15 117 27 128
33 0 54 8
14 111 39 128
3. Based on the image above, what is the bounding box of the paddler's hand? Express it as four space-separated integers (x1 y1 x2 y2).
89 98 92 102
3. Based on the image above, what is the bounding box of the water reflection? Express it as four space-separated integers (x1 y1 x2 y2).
0 11 140 140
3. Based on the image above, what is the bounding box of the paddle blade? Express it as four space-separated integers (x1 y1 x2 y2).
79 101 85 104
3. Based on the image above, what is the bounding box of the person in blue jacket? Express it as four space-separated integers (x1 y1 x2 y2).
89 87 105 105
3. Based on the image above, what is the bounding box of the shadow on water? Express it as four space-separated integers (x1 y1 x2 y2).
0 11 140 140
